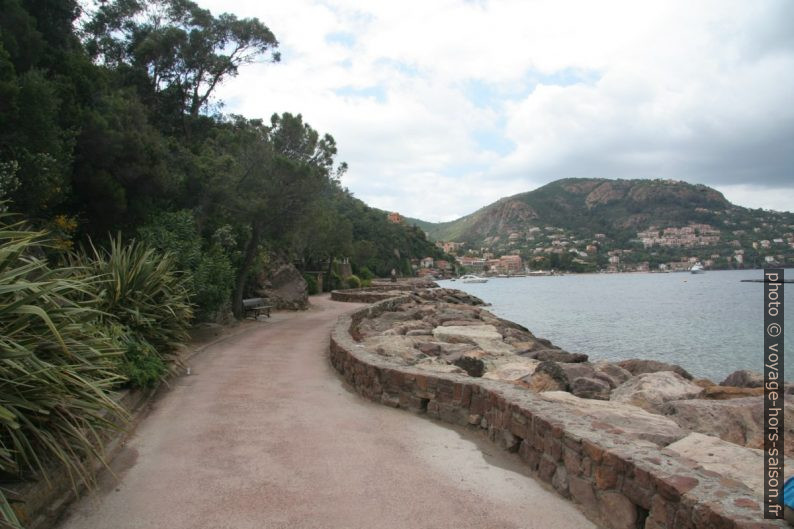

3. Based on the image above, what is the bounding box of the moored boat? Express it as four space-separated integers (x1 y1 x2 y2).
460 274 488 283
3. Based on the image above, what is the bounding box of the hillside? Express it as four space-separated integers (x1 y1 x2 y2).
408 178 794 271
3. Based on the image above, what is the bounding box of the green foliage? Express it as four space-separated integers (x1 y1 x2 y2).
84 0 280 119
345 274 361 289
71 91 172 233
357 266 374 280
0 216 125 493
117 336 167 389
73 235 193 356
328 271 342 291
139 211 233 320
303 273 319 295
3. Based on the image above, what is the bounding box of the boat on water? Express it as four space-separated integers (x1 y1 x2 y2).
690 262 706 274
460 274 488 283
528 270 552 276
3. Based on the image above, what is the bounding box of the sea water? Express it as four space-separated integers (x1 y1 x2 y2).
438 269 792 382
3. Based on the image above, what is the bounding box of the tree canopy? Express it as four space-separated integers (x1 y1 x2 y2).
0 0 448 323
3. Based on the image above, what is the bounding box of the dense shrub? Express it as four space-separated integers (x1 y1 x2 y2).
75 236 193 357
192 247 234 319
303 273 319 295
115 332 167 389
328 271 343 291
345 274 361 288
0 218 125 500
357 266 374 280
139 211 233 320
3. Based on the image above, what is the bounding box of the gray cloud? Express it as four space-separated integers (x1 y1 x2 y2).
201 0 794 219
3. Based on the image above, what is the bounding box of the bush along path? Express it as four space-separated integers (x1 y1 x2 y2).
0 215 193 528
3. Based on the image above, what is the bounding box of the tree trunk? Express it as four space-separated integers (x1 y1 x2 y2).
232 221 261 319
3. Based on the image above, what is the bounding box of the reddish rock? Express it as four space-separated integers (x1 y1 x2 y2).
571 376 611 400
416 342 441 355
526 361 569 392
525 349 589 363
703 385 764 400
598 491 637 529
611 371 703 413
656 474 699 501
569 475 599 513
733 497 760 510
617 358 693 380
721 369 763 388
595 464 619 490
593 361 633 388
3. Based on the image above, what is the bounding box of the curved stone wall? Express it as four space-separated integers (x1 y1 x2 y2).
329 297 783 529
330 288 400 303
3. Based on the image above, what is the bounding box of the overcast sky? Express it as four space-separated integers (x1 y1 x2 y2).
199 0 793 221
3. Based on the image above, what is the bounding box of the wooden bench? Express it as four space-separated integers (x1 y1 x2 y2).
242 297 273 319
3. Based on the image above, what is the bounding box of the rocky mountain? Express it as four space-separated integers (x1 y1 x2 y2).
405 178 794 272
409 178 792 248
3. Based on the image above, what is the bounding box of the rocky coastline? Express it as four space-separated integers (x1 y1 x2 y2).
330 283 791 528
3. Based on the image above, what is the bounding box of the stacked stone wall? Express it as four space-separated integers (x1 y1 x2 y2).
330 298 784 529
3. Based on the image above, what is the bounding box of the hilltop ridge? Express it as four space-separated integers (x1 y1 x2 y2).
406 178 794 271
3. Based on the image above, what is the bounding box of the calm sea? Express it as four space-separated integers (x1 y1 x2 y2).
438 269 792 382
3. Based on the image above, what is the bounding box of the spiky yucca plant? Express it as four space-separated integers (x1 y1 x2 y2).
75 236 193 361
0 217 126 527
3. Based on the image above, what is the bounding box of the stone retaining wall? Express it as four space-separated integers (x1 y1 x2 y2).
330 297 784 529
330 288 400 303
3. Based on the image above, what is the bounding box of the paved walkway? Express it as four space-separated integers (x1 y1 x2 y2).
58 296 595 529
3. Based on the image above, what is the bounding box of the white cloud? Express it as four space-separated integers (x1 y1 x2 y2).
199 0 794 220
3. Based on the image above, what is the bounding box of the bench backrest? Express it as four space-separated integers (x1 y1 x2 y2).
242 297 267 309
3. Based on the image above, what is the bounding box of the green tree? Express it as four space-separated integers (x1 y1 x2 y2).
84 0 279 122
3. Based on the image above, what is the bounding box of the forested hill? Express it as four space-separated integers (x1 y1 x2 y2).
410 178 794 247
0 0 445 317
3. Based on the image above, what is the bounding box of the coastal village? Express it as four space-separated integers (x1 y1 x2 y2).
387 212 794 277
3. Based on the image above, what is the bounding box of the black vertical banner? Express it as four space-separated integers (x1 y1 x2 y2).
764 268 784 519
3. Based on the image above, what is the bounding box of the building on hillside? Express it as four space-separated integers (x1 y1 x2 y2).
435 259 451 270
486 258 502 271
420 257 434 268
439 241 464 254
387 212 404 224
499 255 523 273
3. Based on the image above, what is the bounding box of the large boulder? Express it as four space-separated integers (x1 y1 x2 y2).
524 361 569 392
481 360 540 382
256 263 308 310
663 396 794 453
610 371 703 413
524 349 589 363
571 377 611 400
357 311 418 337
415 358 466 375
663 433 794 498
362 335 424 364
702 385 764 400
720 369 764 388
432 325 514 355
433 325 501 343
539 391 687 446
452 355 486 377
558 362 596 381
617 359 693 380
592 362 633 388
